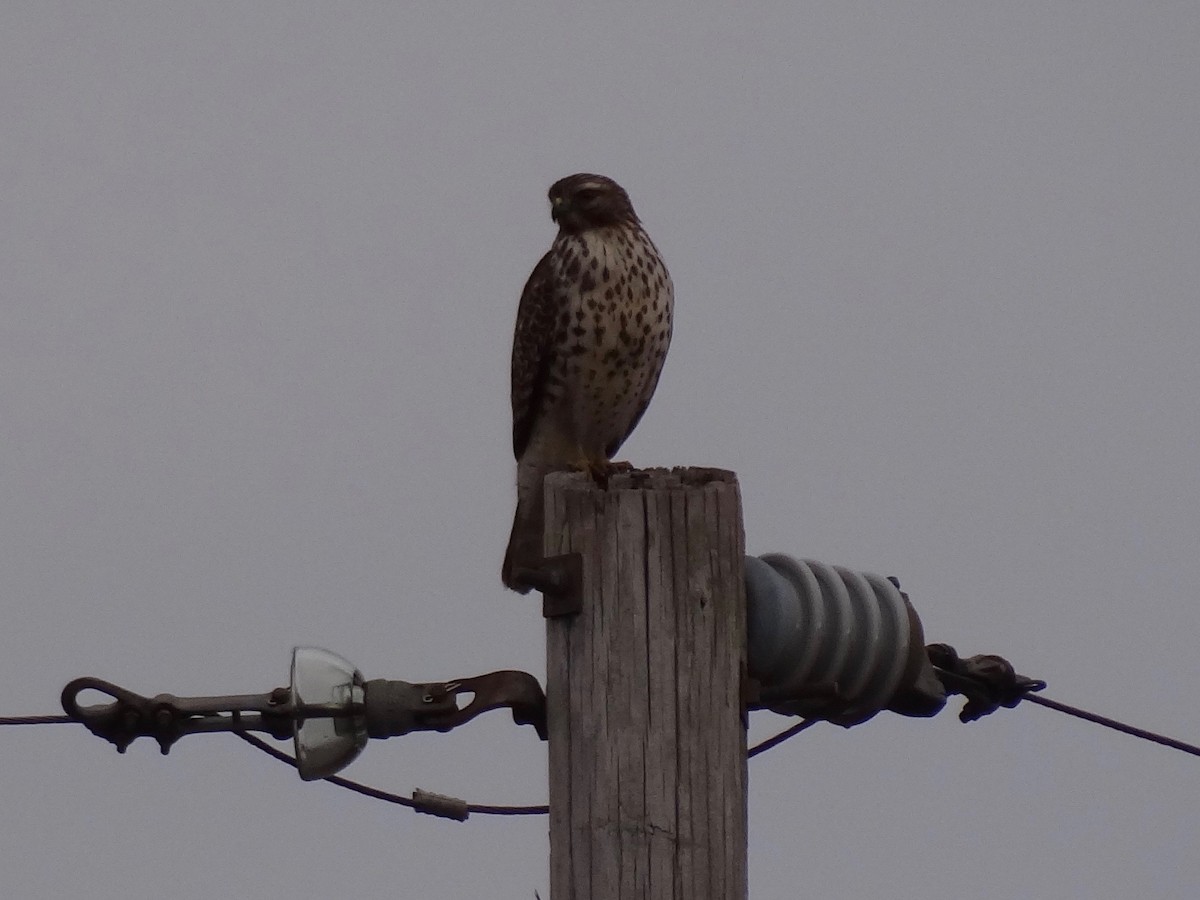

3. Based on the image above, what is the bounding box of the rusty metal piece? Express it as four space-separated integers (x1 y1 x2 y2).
61 678 148 752
927 643 1046 722
512 552 583 618
61 677 292 755
414 670 547 740
62 665 550 760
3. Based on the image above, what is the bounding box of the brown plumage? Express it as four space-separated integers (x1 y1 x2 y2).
502 174 674 592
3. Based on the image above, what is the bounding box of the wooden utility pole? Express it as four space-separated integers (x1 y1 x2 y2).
543 467 747 900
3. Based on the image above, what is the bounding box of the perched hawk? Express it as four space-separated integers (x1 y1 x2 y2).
502 174 674 592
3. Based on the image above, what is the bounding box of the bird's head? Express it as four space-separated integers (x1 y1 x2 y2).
548 174 639 233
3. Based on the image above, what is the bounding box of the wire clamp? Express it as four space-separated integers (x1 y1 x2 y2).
927 643 1046 722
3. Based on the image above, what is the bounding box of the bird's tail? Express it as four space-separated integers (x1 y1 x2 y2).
501 474 545 594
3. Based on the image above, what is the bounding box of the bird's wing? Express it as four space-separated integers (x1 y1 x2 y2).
511 250 558 460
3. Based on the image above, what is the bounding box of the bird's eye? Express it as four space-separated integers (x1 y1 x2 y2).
574 188 601 203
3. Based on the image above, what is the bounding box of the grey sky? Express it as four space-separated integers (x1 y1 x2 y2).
3 4 1199 898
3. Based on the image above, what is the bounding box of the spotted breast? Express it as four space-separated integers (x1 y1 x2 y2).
503 174 673 593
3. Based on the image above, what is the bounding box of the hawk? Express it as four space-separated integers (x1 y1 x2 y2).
502 174 674 592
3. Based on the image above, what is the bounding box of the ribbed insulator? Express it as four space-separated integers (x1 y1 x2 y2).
745 554 927 726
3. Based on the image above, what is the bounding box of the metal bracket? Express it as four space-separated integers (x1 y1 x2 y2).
413 670 547 740
926 643 1046 722
512 552 583 618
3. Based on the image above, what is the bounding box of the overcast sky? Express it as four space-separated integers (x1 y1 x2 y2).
3 4 1199 898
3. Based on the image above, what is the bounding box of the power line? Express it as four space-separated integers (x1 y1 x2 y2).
6 683 1200 819
230 718 822 817
234 731 549 818
1023 693 1200 757
227 721 825 818
749 719 817 757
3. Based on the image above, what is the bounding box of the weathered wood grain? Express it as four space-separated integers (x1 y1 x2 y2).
545 468 746 900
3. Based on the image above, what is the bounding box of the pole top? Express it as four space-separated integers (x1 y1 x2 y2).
544 466 737 493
